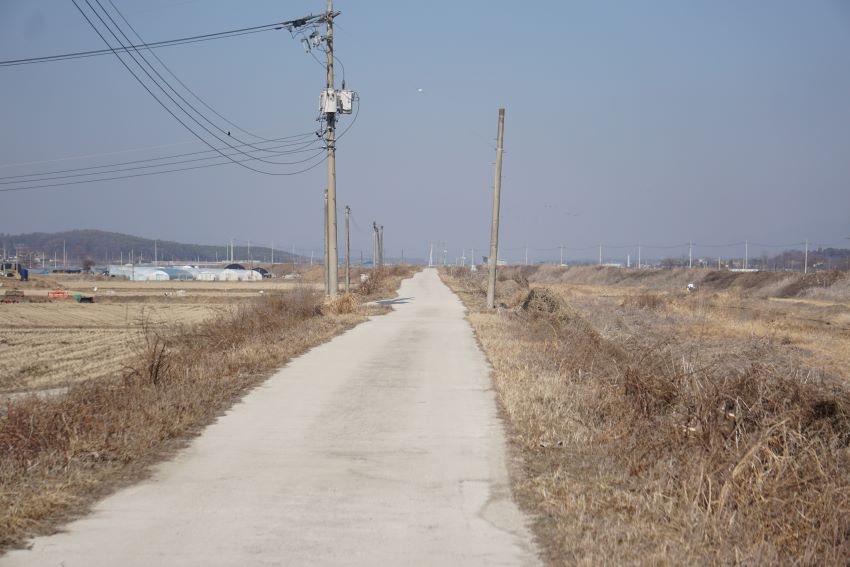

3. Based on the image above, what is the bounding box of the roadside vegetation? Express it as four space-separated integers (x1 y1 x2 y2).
0 265 416 552
442 265 850 565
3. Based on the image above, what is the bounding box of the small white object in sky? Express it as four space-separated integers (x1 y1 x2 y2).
417 88 424 93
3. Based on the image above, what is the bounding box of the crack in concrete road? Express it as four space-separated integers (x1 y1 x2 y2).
2 269 540 566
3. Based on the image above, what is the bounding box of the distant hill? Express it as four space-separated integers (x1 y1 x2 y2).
0 229 299 266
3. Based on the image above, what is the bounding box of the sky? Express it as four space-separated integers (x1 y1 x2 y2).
1 0 849 264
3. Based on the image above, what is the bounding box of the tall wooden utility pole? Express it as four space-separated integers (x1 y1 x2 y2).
486 108 505 310
324 0 339 297
344 205 351 293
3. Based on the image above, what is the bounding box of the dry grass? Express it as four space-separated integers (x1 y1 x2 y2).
0 303 231 393
0 269 415 553
442 267 850 565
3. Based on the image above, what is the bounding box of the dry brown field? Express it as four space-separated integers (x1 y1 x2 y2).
443 265 850 565
0 273 317 394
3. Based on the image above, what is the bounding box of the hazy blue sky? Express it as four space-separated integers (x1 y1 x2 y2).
1 0 848 263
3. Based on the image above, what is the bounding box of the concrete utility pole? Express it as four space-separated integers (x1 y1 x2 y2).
63 239 66 268
524 244 528 266
688 241 692 269
744 240 748 270
429 242 434 268
271 240 274 265
638 245 641 269
598 243 602 266
486 108 506 310
344 205 351 293
378 225 384 268
324 190 330 294
804 240 809 275
154 239 158 266
324 0 339 298
372 222 379 270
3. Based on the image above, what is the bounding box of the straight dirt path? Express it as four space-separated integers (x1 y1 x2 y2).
3 269 539 566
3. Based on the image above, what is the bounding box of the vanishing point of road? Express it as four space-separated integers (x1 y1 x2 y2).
3 269 540 566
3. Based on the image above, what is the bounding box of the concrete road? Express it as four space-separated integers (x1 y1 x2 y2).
3 269 540 566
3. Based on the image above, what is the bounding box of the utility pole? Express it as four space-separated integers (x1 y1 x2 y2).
344 205 350 293
378 225 384 268
429 242 434 268
154 239 158 266
324 0 339 298
271 240 274 265
804 240 808 275
638 245 641 269
486 108 505 310
372 222 378 269
598 243 602 266
63 239 66 268
559 245 563 266
688 241 692 269
744 240 748 270
248 239 252 269
324 190 329 294
524 244 528 266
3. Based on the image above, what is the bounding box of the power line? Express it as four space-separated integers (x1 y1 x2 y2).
0 148 328 194
86 0 301 165
69 0 312 176
0 145 325 188
0 130 316 170
0 135 323 184
0 97 358 192
0 15 322 67
105 0 288 151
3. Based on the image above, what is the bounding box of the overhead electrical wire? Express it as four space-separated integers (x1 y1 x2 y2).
105 0 287 149
69 0 317 175
0 148 328 194
86 0 307 165
0 130 317 170
0 134 323 183
1 97 359 193
0 16 317 67
3 4 359 191
0 143 324 187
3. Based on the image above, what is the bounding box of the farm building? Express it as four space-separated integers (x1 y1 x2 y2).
106 265 263 282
